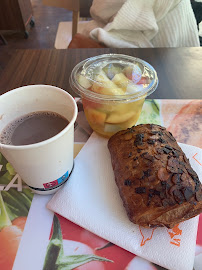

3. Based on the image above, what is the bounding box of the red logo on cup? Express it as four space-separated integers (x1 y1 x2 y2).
43 180 58 189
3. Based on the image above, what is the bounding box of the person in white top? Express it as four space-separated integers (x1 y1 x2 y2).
81 0 200 48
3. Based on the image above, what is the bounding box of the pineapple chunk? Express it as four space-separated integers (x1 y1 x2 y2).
126 83 143 94
103 63 123 79
106 111 135 124
119 114 140 129
91 71 124 96
78 74 92 89
85 108 106 126
112 73 129 92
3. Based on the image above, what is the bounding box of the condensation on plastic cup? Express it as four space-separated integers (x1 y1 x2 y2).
0 85 78 195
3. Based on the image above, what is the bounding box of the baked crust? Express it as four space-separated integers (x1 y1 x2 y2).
108 124 202 228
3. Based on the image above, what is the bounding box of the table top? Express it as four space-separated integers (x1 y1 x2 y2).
0 47 202 99
0 98 201 270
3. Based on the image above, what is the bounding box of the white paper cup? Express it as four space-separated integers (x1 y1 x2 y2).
0 85 78 195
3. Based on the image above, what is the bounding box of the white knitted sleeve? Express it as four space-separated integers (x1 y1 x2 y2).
89 0 200 48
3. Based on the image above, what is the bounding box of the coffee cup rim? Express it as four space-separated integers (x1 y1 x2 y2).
0 84 78 150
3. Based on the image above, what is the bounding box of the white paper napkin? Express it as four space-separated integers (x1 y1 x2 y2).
47 132 202 270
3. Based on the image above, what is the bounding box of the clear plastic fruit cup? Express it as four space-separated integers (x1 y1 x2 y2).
70 54 158 138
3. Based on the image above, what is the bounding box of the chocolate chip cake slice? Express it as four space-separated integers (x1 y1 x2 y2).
108 124 202 228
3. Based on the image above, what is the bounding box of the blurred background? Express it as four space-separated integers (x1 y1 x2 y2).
0 0 201 50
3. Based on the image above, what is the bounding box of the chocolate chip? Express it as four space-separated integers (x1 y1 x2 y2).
124 179 132 186
195 180 201 192
135 187 146 194
179 161 185 166
162 199 170 207
165 145 173 150
133 157 138 161
143 153 154 162
127 127 135 133
154 190 160 196
158 131 163 136
140 152 148 157
149 189 155 195
147 198 152 206
165 132 176 141
172 150 179 158
168 131 176 139
134 133 144 146
160 191 166 199
128 152 132 157
151 131 158 135
173 148 181 153
163 147 171 154
137 149 142 153
143 169 151 178
154 154 161 160
187 168 198 178
158 137 166 143
182 187 194 201
193 176 200 183
173 190 184 204
147 139 156 144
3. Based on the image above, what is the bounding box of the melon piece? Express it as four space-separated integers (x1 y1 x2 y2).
112 73 129 92
104 123 121 133
85 108 107 126
126 83 143 94
91 71 124 96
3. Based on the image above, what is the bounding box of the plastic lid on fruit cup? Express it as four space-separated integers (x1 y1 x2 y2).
69 54 158 102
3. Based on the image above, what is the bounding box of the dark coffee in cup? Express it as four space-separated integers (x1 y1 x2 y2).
0 111 69 146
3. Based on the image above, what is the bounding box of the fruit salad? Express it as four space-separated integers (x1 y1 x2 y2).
70 54 158 137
